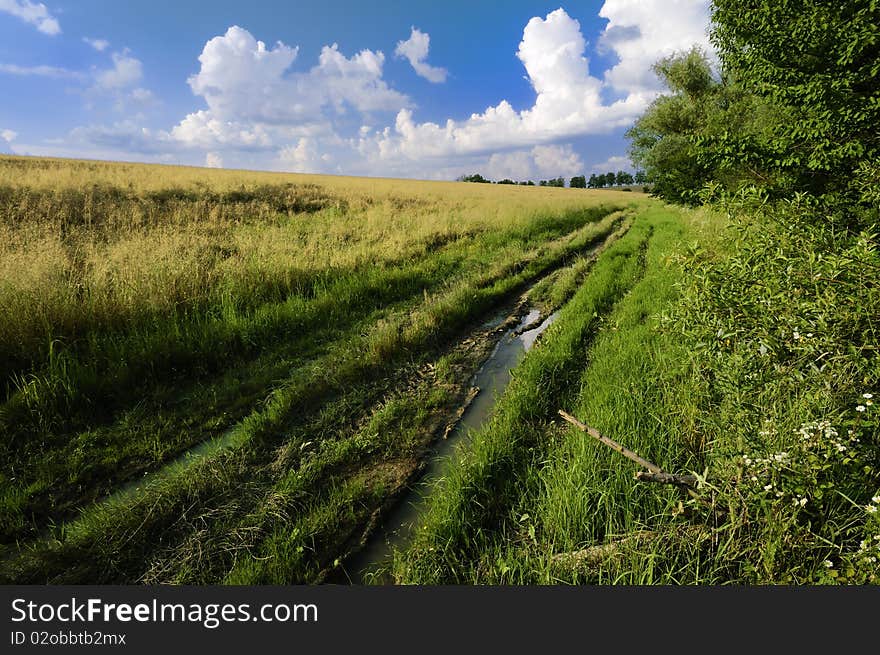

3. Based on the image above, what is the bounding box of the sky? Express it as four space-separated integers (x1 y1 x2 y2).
0 0 712 181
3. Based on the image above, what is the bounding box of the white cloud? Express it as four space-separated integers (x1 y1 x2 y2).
357 8 642 169
599 0 712 94
0 62 83 79
279 137 334 174
171 110 274 149
83 37 110 52
68 121 171 154
358 5 709 173
0 0 60 35
590 154 633 173
532 144 583 177
95 51 143 90
183 25 407 131
205 152 223 168
395 27 447 83
485 143 583 181
129 87 155 104
485 150 534 181
0 128 16 154
53 5 711 181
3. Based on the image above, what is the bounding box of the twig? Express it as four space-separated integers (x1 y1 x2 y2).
635 471 698 488
557 409 663 474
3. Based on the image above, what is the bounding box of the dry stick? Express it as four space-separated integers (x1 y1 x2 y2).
557 409 663 474
635 471 698 488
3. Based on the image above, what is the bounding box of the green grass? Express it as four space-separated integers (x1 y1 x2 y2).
0 161 631 582
0 167 628 546
392 206 667 583
394 199 879 585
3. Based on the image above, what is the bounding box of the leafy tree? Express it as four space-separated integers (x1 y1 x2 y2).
634 170 648 185
627 47 775 204
711 0 880 205
457 173 490 183
497 179 516 185
617 171 634 186
587 174 599 188
570 175 586 188
606 172 617 187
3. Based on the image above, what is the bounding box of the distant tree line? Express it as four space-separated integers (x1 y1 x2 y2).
456 173 535 185
457 170 648 188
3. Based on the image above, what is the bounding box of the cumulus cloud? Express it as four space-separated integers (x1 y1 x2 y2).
590 154 633 173
205 152 223 168
279 137 335 173
55 4 712 180
171 110 274 149
599 0 712 94
0 0 60 35
358 4 709 173
395 27 447 83
362 8 645 166
485 144 583 181
94 51 143 90
67 121 171 154
83 37 110 52
181 26 407 132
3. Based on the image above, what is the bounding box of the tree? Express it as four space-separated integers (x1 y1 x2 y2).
457 173 490 183
497 179 516 185
570 175 586 189
634 170 648 185
587 174 599 188
626 47 774 204
711 0 880 204
617 171 634 186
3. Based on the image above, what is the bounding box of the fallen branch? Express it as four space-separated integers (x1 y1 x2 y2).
557 409 663 474
635 471 698 488
550 526 710 571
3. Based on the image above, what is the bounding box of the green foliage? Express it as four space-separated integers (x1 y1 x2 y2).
711 0 880 206
672 193 880 581
570 175 586 189
627 47 776 204
457 173 490 183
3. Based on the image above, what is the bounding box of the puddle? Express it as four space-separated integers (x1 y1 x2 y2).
342 307 559 584
106 425 245 505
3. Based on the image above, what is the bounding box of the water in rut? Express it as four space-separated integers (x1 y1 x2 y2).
342 307 558 584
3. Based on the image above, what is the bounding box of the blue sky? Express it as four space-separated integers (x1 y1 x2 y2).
0 1 712 180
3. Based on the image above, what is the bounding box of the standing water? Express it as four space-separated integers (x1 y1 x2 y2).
342 307 558 583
